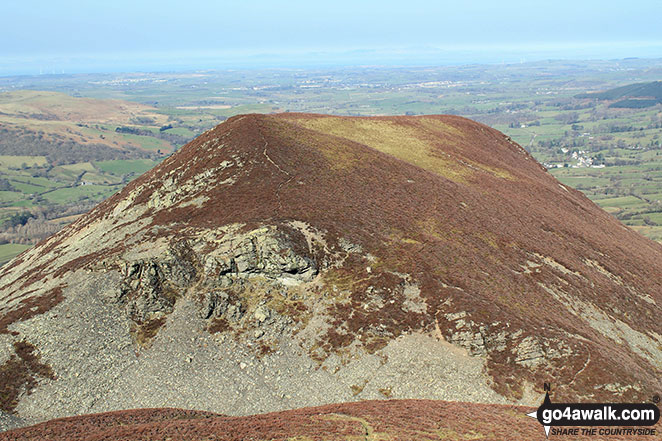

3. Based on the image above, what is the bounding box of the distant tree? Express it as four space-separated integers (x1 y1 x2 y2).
130 116 156 125
555 112 580 124
0 178 13 191
5 212 34 228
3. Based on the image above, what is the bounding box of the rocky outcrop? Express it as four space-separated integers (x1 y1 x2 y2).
117 241 198 323
104 224 320 345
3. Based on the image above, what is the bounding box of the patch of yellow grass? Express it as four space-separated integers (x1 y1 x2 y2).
416 117 466 138
385 227 423 246
262 118 367 172
416 217 461 242
294 116 514 182
436 428 486 440
319 414 392 441
475 231 499 249
295 117 469 182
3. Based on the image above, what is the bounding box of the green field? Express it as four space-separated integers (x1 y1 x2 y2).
94 159 159 176
0 163 131 208
41 184 121 204
0 191 24 203
0 243 31 265
0 155 48 168
10 180 47 194
160 127 197 138
59 162 97 172
593 196 645 209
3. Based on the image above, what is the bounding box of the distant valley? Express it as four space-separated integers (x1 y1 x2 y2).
0 91 187 264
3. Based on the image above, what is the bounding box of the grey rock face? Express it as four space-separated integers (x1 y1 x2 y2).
206 228 318 281
197 290 229 319
112 225 318 335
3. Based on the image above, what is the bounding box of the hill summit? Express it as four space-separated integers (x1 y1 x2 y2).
1 113 661 428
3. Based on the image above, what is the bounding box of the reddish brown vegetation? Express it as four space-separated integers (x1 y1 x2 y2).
2 400 660 441
132 316 167 348
0 341 55 412
207 317 230 334
0 287 63 335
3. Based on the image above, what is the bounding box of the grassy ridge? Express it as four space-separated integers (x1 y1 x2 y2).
575 81 662 101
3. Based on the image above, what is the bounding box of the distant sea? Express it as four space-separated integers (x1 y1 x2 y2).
2 44 662 76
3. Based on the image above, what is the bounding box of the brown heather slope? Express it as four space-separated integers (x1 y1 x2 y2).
0 113 661 427
2 400 660 441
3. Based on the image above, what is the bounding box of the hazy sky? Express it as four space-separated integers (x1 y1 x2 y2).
2 0 661 73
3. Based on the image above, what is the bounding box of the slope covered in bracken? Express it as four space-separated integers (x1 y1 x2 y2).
2 400 660 441
0 113 661 427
